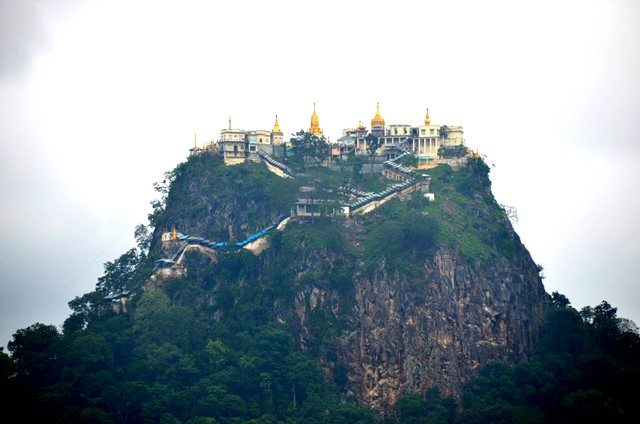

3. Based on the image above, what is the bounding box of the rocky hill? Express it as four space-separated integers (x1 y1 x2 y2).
149 152 548 413
0 152 550 424
5 150 638 423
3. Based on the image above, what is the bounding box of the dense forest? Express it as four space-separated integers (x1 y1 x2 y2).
2 151 638 423
2 291 638 423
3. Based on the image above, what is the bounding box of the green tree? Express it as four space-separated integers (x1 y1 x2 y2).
398 392 425 424
437 144 467 159
8 323 61 386
97 248 146 294
205 339 230 367
67 290 105 330
365 133 382 172
439 125 449 140
0 347 12 397
133 290 199 350
423 387 456 424
550 291 571 308
64 332 114 373
290 130 329 170
350 154 365 185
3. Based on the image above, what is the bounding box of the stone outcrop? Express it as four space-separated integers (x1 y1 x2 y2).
290 244 547 414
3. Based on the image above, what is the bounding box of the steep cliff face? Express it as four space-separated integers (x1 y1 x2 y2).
291 244 546 412
152 153 549 415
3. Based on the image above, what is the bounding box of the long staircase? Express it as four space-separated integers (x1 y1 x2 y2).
156 216 290 270
257 149 295 178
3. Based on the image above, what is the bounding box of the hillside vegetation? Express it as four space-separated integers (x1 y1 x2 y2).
2 152 637 423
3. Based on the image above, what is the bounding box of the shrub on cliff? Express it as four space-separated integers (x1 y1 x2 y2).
438 145 468 159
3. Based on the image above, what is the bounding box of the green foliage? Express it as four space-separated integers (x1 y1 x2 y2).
364 132 383 172
440 125 450 140
5 286 367 423
424 160 522 265
206 339 230 366
349 153 365 184
8 144 639 423
437 145 468 159
96 248 149 294
272 219 356 338
8 323 61 386
279 219 346 262
451 158 491 196
550 290 570 308
0 347 12 383
156 152 298 246
365 133 382 157
290 130 330 169
459 296 640 423
397 388 456 424
391 296 640 424
399 154 419 167
362 200 440 275
133 290 200 350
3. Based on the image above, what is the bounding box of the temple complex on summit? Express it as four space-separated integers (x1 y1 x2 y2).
335 104 465 162
204 103 465 165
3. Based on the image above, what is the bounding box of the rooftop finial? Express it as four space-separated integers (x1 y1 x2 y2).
272 114 281 133
228 116 232 130
309 103 322 135
371 102 385 128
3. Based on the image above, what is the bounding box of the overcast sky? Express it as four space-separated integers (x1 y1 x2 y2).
1 0 639 346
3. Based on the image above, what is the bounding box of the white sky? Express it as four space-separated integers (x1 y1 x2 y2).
1 0 639 345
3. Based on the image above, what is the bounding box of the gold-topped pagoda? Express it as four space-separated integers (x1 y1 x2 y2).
371 102 385 126
309 103 323 136
370 102 385 136
424 109 431 126
272 115 281 133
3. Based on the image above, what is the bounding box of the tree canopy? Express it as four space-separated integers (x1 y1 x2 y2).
289 130 329 170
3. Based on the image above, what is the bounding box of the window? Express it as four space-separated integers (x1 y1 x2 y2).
430 129 435 135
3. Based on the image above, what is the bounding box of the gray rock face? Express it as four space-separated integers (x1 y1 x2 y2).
292 246 547 414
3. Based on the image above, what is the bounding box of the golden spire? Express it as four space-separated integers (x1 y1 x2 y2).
194 132 197 147
424 108 431 126
272 114 281 133
371 102 385 128
171 228 177 240
309 102 322 135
